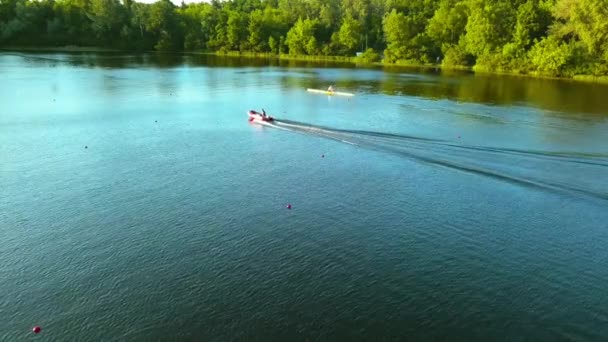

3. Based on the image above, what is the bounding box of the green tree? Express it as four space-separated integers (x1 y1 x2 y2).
355 47 380 63
247 9 264 50
383 9 424 62
427 0 468 45
337 14 362 54
285 17 318 55
226 10 247 50
147 0 182 51
89 0 126 45
528 35 573 76
268 35 277 53
512 0 551 50
1 0 607 78
552 0 608 57
383 0 438 63
463 0 517 57
1 0 54 45
179 2 213 50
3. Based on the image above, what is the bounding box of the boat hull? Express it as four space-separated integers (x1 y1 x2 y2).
306 88 355 97
248 110 274 123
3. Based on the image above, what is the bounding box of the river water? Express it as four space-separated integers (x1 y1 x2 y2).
1 52 608 341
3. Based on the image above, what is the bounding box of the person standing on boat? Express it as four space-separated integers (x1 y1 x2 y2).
327 85 335 92
262 109 267 117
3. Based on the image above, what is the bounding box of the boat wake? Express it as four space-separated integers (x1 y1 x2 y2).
271 120 359 146
269 119 608 201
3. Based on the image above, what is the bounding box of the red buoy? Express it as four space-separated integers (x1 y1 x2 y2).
32 326 41 334
286 204 292 209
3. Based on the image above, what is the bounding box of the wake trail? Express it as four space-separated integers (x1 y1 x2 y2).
273 120 358 146
271 119 608 202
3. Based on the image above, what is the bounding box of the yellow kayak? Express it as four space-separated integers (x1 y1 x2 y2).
307 88 355 97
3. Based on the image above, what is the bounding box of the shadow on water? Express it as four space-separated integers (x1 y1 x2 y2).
378 70 608 116
272 119 608 202
1 51 353 69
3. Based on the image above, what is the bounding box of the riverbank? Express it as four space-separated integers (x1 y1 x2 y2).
215 51 608 83
214 51 608 84
214 51 356 63
3 46 607 84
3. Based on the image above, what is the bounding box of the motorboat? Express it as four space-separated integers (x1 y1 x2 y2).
248 110 274 123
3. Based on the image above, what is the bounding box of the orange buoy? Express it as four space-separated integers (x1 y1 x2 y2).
32 326 41 334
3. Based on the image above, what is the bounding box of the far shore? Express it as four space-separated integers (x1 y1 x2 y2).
3 46 608 84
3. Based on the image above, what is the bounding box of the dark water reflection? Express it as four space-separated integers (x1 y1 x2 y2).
386 71 608 117
4 50 607 117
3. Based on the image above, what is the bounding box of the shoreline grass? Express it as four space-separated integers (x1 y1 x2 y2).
214 50 356 63
2 46 606 83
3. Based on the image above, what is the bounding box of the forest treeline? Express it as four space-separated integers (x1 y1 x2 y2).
1 0 607 78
